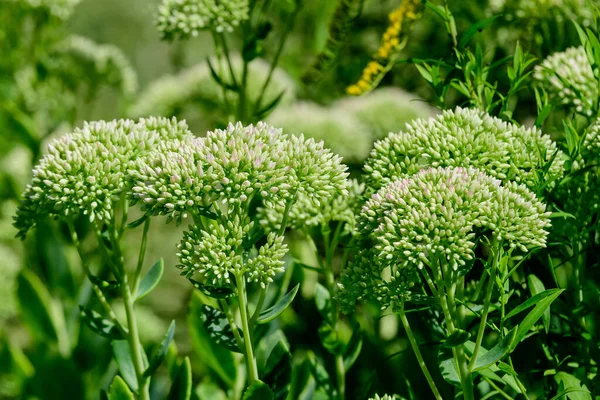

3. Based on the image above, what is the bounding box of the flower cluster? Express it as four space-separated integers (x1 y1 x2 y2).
340 166 550 311
131 122 349 221
334 87 437 140
267 102 372 163
14 117 191 238
258 179 363 234
59 35 138 98
346 0 424 95
156 0 249 39
128 55 296 120
533 47 597 117
364 107 564 191
177 217 288 288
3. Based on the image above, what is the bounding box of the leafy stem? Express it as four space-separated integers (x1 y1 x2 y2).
235 272 259 384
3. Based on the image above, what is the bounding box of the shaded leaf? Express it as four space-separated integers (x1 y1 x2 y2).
527 274 550 333
262 334 292 400
504 289 562 320
243 380 274 400
438 346 461 387
343 329 363 371
188 293 237 386
80 306 123 340
189 278 235 299
145 320 176 377
200 304 242 353
458 15 502 49
167 357 192 400
553 372 591 400
258 284 299 324
472 327 517 371
318 322 344 355
443 329 471 348
511 290 564 350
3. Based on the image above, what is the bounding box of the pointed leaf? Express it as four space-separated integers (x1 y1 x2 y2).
438 346 461 387
109 375 134 400
144 320 176 377
527 274 550 333
136 258 164 301
504 288 562 320
206 58 238 91
458 15 502 49
189 278 235 299
255 90 286 120
257 284 299 324
343 329 363 371
472 327 517 371
243 380 274 400
126 214 149 229
511 289 564 350
167 357 192 400
80 306 124 340
200 304 242 353
263 336 292 400
553 372 592 400
112 340 138 391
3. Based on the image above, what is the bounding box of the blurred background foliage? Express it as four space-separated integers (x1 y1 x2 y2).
1 0 599 399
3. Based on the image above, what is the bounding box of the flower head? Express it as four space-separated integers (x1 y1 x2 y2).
177 215 288 288
131 122 349 224
364 107 564 192
156 0 249 39
341 166 551 311
534 47 596 116
14 117 190 238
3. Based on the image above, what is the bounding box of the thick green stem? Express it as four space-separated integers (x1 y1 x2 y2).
122 276 150 400
469 251 498 371
235 273 259 384
398 303 443 400
132 218 151 295
436 266 474 400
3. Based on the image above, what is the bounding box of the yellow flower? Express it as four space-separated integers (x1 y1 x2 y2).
347 0 424 96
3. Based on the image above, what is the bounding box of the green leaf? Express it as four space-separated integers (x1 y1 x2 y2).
443 329 471 348
318 322 344 355
17 269 69 355
167 357 192 400
145 320 176 378
307 352 334 396
200 304 242 353
80 306 124 340
195 381 228 400
343 329 363 371
314 283 332 321
458 15 502 49
112 340 139 392
109 376 134 400
188 278 235 299
438 346 461 387
527 275 550 333
511 289 564 350
188 293 237 386
126 214 149 229
472 327 517 371
257 284 299 324
553 372 592 400
262 335 292 400
243 380 274 400
504 288 562 320
255 90 286 120
206 58 238 91
136 258 164 301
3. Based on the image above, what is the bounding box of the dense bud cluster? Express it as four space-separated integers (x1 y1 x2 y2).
340 166 550 311
258 179 363 233
534 47 597 117
156 0 249 39
14 117 190 238
364 107 564 191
